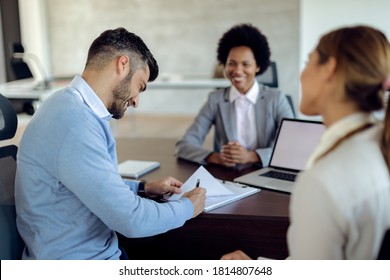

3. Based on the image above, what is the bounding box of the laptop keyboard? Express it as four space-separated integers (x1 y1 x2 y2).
261 170 297 182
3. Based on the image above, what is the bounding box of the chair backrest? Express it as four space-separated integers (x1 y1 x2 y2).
254 61 295 116
286 95 296 117
256 61 278 88
0 93 24 260
9 42 33 80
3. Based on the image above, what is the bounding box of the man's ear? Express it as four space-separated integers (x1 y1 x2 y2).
117 55 130 76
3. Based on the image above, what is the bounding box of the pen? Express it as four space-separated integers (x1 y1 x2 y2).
222 180 248 188
196 179 200 188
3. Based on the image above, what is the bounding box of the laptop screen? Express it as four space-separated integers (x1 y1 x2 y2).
269 119 325 171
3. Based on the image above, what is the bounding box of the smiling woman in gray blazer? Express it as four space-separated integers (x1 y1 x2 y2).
176 24 293 167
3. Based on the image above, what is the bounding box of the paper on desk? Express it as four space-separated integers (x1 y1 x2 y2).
168 166 234 200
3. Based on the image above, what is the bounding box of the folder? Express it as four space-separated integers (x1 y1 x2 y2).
167 166 260 212
204 180 260 212
118 160 160 179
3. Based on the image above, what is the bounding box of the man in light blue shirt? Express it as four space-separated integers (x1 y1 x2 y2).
15 28 206 259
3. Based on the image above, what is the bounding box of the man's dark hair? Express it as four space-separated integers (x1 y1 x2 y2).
86 27 158 81
217 24 271 75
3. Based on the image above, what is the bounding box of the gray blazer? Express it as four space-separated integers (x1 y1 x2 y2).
175 85 294 165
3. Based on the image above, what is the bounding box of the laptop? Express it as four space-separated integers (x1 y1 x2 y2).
234 118 325 193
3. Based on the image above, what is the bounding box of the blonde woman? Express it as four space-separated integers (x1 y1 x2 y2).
222 25 390 260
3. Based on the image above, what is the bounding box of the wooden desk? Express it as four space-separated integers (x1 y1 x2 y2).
116 138 290 260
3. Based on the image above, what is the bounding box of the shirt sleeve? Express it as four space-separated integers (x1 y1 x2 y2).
175 91 217 164
123 178 139 193
56 121 194 238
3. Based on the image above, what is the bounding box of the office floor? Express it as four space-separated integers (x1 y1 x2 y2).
1 112 214 149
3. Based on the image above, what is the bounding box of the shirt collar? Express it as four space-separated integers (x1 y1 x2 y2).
229 80 259 104
305 112 376 169
70 75 112 120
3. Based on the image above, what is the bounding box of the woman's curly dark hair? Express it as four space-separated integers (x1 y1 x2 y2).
217 24 271 75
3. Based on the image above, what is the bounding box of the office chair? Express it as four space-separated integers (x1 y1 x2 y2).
378 229 390 259
256 61 278 88
0 93 24 259
8 42 37 115
255 62 295 116
286 95 296 117
9 42 34 80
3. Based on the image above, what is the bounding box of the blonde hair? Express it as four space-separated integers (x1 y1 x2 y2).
316 25 390 168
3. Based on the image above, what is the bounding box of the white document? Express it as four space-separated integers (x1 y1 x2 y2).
168 166 260 212
118 160 160 179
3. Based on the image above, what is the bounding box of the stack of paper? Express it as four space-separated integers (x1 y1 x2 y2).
168 166 260 212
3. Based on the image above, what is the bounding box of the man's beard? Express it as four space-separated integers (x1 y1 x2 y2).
108 74 132 119
108 92 127 119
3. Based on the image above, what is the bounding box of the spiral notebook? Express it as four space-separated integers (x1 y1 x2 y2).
118 160 160 179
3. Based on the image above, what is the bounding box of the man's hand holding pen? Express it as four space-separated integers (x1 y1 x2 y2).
183 178 206 217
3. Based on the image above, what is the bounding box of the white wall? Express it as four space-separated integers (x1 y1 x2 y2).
298 0 390 118
18 1 390 116
18 0 50 83
19 0 299 116
301 0 390 62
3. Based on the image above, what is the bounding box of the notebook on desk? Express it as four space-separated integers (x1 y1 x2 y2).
118 160 160 179
234 118 325 193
